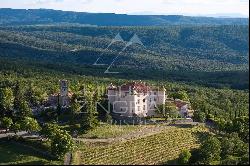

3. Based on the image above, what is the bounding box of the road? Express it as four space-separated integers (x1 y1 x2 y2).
0 131 38 139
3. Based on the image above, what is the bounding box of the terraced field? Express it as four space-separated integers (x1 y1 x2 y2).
75 125 208 165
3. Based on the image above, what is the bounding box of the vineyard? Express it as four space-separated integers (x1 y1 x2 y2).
75 125 208 165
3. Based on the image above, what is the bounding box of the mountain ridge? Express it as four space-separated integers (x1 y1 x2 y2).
0 8 248 26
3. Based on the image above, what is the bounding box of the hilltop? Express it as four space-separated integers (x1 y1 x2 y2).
0 8 248 26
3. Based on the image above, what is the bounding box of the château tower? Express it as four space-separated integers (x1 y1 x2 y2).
47 80 72 107
60 80 68 97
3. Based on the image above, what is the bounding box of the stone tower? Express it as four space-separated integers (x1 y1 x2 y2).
60 80 68 97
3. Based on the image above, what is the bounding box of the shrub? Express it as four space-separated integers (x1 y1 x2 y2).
200 136 221 164
178 149 191 164
1 117 13 132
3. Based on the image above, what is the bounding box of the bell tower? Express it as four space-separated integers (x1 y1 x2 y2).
60 80 68 97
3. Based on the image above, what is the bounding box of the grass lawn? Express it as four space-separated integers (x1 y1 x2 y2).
0 139 62 165
75 125 209 165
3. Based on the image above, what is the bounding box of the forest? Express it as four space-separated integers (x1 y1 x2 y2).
0 60 249 164
0 24 249 89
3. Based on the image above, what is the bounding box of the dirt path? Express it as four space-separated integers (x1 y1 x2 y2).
74 124 171 144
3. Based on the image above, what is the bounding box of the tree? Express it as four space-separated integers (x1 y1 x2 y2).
239 154 249 165
16 101 32 119
70 94 82 113
0 87 14 117
156 102 178 119
51 129 75 159
81 91 99 131
221 155 240 165
25 83 45 106
178 149 192 164
221 133 249 159
0 117 13 132
13 82 23 112
213 118 227 133
169 91 189 101
103 113 113 124
97 97 113 123
222 116 249 142
200 136 221 164
69 93 82 123
56 102 61 122
40 123 59 139
40 123 75 159
21 117 41 133
11 122 21 134
231 116 249 142
193 111 206 123
224 99 233 120
221 137 234 158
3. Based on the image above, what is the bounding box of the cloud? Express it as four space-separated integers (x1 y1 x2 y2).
34 0 64 4
160 0 249 17
79 0 93 4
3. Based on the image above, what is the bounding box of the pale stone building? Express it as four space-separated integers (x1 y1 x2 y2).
174 99 194 118
107 81 166 117
47 80 73 107
166 98 194 118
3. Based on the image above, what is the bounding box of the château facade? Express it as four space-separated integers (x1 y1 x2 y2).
107 81 166 117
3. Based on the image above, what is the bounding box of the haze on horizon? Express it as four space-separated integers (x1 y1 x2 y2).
0 0 249 18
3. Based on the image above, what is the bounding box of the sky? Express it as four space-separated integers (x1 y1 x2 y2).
0 0 249 17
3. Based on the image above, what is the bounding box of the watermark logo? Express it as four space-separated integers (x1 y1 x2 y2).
93 33 125 65
76 85 166 115
93 33 145 74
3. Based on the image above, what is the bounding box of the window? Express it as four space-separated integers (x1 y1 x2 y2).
154 92 157 95
143 99 146 102
154 97 157 101
143 105 146 110
137 99 140 104
150 98 152 102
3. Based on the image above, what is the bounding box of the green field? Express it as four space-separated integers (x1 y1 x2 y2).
60 123 141 139
74 125 208 165
80 124 142 139
0 139 62 165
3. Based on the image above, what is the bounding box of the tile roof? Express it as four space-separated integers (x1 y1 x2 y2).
120 82 150 93
108 82 166 93
174 100 188 108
